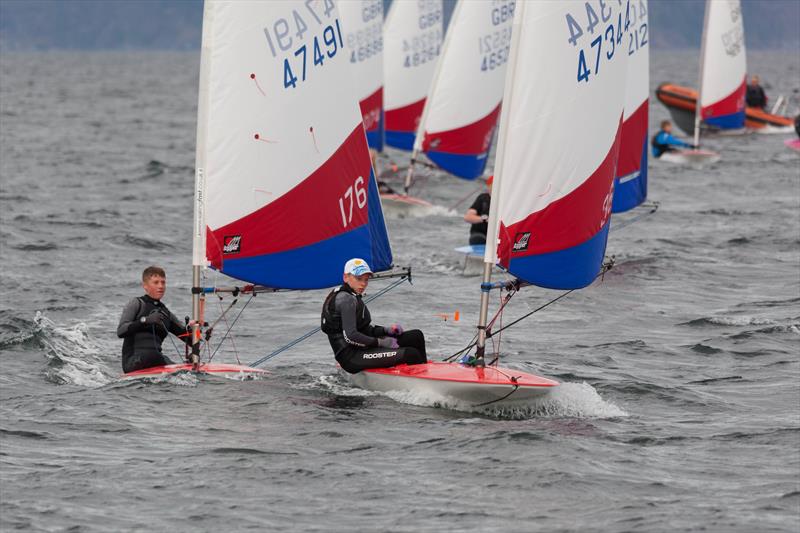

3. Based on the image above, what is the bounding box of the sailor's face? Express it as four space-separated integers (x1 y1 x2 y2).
143 275 166 300
344 273 370 294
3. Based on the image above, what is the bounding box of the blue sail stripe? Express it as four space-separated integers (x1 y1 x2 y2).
425 150 488 180
704 110 745 130
385 130 415 151
506 222 611 290
612 137 648 213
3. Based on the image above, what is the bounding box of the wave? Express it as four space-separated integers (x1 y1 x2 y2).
682 316 778 327
27 312 114 387
108 234 173 250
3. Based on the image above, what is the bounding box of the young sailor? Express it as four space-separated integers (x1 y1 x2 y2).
651 120 694 158
745 75 768 109
321 258 427 373
117 266 191 373
463 175 492 245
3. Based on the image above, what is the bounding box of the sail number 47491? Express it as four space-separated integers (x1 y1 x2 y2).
339 176 367 227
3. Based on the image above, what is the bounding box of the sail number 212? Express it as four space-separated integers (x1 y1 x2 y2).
339 176 367 227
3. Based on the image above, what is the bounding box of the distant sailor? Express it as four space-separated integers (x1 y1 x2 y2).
117 266 192 373
651 120 694 158
321 258 427 373
463 175 492 245
745 75 768 109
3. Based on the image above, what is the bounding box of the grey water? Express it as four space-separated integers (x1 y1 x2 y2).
1 49 798 532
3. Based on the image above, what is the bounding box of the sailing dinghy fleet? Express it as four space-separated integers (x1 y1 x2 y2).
655 0 795 165
123 0 796 408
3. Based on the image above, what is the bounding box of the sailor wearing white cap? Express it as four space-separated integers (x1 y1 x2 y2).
321 258 427 373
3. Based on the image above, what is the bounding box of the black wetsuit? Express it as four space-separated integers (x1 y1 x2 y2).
117 294 190 373
468 192 491 245
746 84 767 109
321 284 427 373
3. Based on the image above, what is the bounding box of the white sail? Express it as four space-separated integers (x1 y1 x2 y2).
486 0 629 289
194 0 392 289
697 0 746 132
383 0 443 150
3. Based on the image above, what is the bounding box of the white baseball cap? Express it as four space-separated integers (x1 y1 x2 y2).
344 258 373 277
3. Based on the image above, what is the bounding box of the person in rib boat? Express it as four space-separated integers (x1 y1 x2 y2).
651 120 695 158
117 266 192 373
321 258 427 373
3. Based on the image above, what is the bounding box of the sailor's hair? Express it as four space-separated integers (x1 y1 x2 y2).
660 120 671 128
142 266 166 281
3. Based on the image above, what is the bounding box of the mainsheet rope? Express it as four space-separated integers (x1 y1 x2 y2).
444 259 615 363
248 275 411 368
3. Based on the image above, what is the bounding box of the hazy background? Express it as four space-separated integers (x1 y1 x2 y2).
1 0 799 52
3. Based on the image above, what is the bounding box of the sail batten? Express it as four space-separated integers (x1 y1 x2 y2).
198 0 392 289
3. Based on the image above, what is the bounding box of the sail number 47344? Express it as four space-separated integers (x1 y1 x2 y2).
339 176 367 227
565 0 636 84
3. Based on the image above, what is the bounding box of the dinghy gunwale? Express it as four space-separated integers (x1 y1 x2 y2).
361 361 558 388
121 363 268 379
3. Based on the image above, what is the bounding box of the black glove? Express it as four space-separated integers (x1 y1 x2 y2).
142 310 167 333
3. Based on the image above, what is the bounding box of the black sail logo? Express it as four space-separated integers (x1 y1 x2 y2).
512 232 531 252
223 235 241 254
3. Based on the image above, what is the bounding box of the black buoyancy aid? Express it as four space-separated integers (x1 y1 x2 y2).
320 284 371 336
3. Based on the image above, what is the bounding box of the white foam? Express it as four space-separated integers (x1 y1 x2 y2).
313 373 379 397
33 312 114 388
380 381 628 419
705 316 776 326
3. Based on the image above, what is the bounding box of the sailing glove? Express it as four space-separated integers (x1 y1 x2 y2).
377 337 399 350
387 324 404 337
142 311 167 333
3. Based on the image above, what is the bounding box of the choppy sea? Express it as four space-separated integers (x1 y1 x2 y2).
1 49 798 532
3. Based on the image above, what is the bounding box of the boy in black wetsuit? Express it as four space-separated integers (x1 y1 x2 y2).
463 175 492 245
117 266 192 373
321 258 427 373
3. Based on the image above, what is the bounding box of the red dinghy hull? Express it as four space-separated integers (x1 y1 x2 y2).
347 362 558 406
122 363 268 379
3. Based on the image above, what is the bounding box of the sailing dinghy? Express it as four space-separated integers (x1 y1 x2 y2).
345 0 630 407
124 0 394 378
656 0 794 136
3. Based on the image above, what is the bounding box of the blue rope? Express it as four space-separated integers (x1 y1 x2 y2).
249 276 410 368
612 202 659 232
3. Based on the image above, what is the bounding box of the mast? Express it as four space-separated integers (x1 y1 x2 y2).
404 0 459 195
694 0 711 148
475 0 525 362
190 0 214 367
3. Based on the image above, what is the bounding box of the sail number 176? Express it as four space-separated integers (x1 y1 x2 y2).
339 176 367 227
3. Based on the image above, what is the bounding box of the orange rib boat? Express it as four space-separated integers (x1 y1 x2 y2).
656 83 794 133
